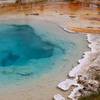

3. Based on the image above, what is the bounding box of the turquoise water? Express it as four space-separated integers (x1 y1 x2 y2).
0 24 75 86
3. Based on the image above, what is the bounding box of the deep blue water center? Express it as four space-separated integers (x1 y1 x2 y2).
0 24 75 85
0 25 54 67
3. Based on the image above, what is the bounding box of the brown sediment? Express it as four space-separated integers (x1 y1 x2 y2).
0 2 99 15
71 27 100 34
0 2 100 35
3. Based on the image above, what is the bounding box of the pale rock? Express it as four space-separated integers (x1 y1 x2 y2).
58 79 78 91
54 94 65 100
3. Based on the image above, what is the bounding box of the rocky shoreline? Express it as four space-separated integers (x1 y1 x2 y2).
54 33 100 100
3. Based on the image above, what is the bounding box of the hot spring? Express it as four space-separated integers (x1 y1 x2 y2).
0 23 73 85
0 19 88 89
0 18 89 100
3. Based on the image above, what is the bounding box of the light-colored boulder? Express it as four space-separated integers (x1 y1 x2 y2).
54 94 65 100
58 79 78 91
68 84 84 100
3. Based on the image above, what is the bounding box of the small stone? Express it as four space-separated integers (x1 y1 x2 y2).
54 94 65 100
